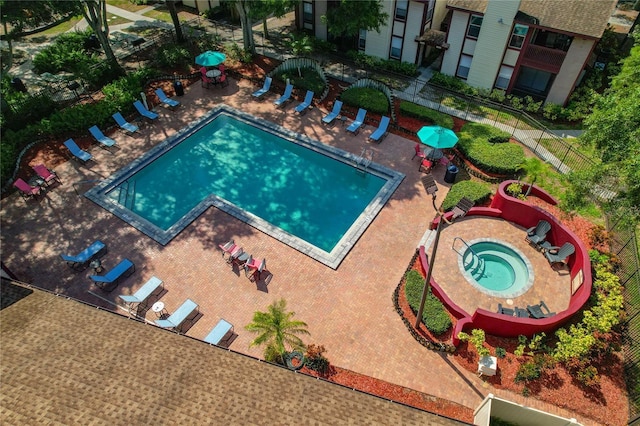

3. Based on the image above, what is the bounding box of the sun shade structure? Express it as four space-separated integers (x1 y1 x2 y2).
195 51 226 66
417 125 459 149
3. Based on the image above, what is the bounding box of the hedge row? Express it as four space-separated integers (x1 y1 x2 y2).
399 101 454 129
340 87 389 115
456 122 525 175
440 180 493 212
404 269 452 335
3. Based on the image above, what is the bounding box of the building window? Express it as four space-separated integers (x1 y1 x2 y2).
395 0 408 21
426 0 434 22
303 1 313 30
509 24 528 49
466 15 483 38
514 66 554 95
495 65 513 89
390 36 403 59
457 55 472 79
358 29 367 51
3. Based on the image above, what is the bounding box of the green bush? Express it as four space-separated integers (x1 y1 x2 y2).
346 51 418 77
404 270 452 335
340 87 389 114
398 101 454 128
440 180 492 212
154 44 192 70
457 122 525 175
32 30 98 74
275 67 326 95
429 72 478 96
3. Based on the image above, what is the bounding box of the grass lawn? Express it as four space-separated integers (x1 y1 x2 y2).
105 14 133 27
24 15 84 40
106 0 149 13
143 7 188 23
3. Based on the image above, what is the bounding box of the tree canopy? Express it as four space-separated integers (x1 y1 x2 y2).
322 0 389 38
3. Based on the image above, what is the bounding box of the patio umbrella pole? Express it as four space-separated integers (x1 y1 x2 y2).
415 217 444 328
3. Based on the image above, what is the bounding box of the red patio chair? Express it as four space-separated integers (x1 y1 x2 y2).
244 257 266 282
32 164 61 186
13 178 43 200
200 67 214 89
412 143 426 161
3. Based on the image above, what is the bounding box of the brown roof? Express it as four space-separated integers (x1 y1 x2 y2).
446 0 617 38
0 280 466 425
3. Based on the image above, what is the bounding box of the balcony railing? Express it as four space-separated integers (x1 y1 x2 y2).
521 45 567 73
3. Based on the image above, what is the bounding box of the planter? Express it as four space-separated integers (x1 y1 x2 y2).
285 351 304 370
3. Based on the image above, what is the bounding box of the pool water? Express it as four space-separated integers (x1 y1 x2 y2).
458 239 534 298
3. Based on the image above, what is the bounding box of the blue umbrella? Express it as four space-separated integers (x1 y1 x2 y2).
417 125 459 149
195 51 226 67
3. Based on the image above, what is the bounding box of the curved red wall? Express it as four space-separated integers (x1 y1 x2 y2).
420 181 592 345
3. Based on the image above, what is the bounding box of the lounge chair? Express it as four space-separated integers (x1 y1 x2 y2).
421 174 438 196
13 178 43 200
525 220 551 248
154 88 180 109
154 298 199 329
88 125 116 149
273 83 293 107
450 197 474 220
112 112 139 135
60 240 107 271
368 116 390 143
244 257 266 281
527 300 556 319
32 164 61 186
63 139 92 163
497 303 515 316
252 77 272 98
544 242 575 265
118 276 163 311
294 90 314 115
218 239 235 256
204 319 234 345
133 100 158 121
515 307 530 318
412 143 426 160
90 258 135 292
322 100 343 126
346 108 367 135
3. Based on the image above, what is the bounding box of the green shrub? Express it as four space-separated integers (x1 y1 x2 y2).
346 51 418 77
495 347 507 358
457 329 490 357
440 180 492 212
155 44 192 70
1 92 58 132
515 359 541 383
304 344 329 374
398 101 454 128
429 72 477 95
457 122 525 175
404 270 452 335
32 30 98 74
275 67 326 95
340 87 389 114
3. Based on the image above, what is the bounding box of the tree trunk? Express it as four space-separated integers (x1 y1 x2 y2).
81 0 123 74
262 18 269 39
235 0 255 54
167 0 185 43
1 22 14 76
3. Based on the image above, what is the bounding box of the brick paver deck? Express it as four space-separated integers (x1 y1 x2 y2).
0 78 591 424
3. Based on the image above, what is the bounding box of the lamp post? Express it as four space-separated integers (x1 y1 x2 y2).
415 215 444 328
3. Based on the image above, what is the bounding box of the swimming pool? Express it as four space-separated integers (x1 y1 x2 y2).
456 238 534 298
85 106 404 268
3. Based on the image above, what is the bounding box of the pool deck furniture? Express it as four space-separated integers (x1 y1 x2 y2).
527 300 555 319
244 257 266 282
204 319 234 345
412 143 427 161
252 77 272 99
90 258 135 292
13 178 43 200
421 174 438 197
273 83 293 108
200 67 214 89
368 116 390 143
497 303 515 316
63 139 92 163
233 252 251 268
155 88 180 109
133 100 159 122
32 164 61 187
515 307 529 318
419 159 433 173
61 240 107 271
218 239 235 255
88 125 116 150
450 197 475 221
112 112 139 135
525 220 551 249
226 247 244 264
543 242 576 266
346 108 367 135
322 100 343 126
118 276 163 311
294 90 314 115
154 298 199 329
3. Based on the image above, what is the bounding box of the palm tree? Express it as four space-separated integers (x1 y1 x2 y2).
245 299 309 363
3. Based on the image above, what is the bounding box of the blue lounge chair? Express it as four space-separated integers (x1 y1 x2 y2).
63 139 92 163
88 125 116 149
154 88 180 109
368 116 390 143
204 319 234 345
112 112 139 135
346 108 367 135
133 100 159 121
273 83 293 107
294 90 314 115
155 299 199 329
322 100 343 126
118 276 163 310
90 258 135 292
252 77 272 98
61 240 107 270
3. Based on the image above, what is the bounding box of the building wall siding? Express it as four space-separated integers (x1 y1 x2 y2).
546 37 595 105
503 49 519 67
441 10 469 76
401 1 426 63
314 1 328 40
365 0 394 59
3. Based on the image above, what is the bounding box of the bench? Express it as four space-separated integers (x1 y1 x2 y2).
204 319 234 345
155 299 198 329
90 258 135 292
118 276 163 310
60 240 107 270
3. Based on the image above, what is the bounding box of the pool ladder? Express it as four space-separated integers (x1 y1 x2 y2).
354 148 373 173
452 237 484 273
117 180 136 210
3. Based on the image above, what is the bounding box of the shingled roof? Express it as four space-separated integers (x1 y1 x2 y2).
447 0 617 38
0 280 466 425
